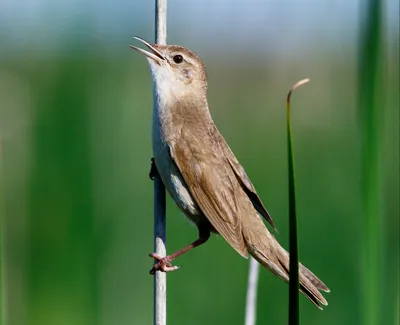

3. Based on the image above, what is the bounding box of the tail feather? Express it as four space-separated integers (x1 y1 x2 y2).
276 252 328 309
299 271 328 308
245 231 329 309
299 264 330 293
300 283 324 310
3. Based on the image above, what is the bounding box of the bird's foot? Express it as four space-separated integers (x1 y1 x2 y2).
149 253 181 275
149 158 159 181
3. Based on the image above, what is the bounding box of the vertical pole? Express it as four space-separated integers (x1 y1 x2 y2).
153 1 167 325
153 177 166 325
244 257 259 325
155 0 167 46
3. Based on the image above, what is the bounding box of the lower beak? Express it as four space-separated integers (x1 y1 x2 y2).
130 37 165 63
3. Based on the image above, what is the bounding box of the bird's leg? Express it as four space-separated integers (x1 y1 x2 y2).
149 157 158 180
149 227 210 274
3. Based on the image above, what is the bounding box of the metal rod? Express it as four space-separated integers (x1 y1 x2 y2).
153 1 167 325
244 256 260 325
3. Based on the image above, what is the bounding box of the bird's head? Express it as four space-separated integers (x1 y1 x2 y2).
131 37 208 102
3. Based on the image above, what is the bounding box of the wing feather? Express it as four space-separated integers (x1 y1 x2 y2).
170 130 249 258
211 126 277 230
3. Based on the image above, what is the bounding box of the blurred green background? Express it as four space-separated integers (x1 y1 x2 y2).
0 1 398 325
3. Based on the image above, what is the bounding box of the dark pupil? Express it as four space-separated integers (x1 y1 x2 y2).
173 54 183 64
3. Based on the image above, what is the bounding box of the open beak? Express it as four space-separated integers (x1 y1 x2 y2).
130 37 165 63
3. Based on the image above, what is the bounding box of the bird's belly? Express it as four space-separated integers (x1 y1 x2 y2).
153 142 201 221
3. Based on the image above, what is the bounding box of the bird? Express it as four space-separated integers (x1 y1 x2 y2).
130 37 329 309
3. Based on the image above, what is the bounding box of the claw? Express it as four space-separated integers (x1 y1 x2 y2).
149 252 181 274
149 252 163 260
161 265 180 272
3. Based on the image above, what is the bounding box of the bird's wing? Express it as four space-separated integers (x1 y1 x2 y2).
210 126 277 231
169 127 250 258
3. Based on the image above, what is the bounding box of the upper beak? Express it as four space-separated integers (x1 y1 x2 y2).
130 36 165 63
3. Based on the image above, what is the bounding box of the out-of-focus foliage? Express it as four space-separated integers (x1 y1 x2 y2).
0 1 398 325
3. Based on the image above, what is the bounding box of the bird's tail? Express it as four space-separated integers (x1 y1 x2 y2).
243 222 330 309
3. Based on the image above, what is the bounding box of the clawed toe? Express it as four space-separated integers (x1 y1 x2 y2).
149 253 180 274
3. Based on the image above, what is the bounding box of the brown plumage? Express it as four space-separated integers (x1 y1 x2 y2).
131 37 330 309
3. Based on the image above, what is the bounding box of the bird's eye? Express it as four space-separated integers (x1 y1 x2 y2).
173 54 183 64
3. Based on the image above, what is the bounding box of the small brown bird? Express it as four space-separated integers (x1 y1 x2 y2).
131 37 329 309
